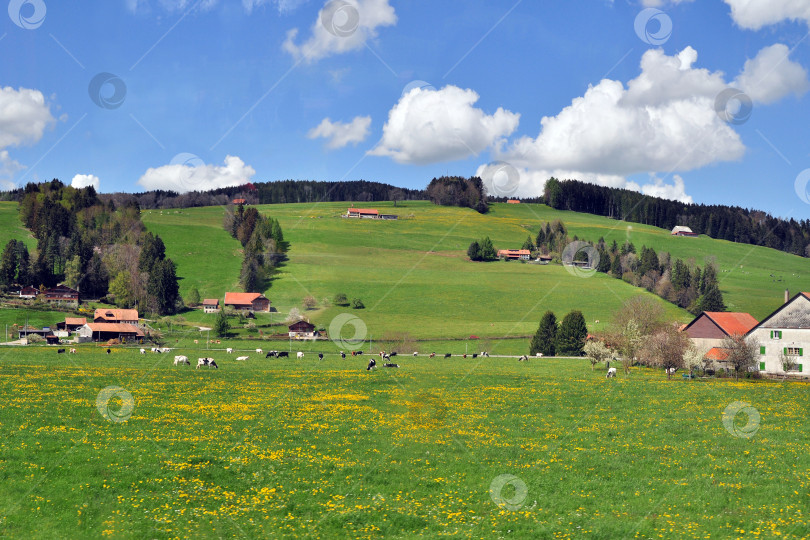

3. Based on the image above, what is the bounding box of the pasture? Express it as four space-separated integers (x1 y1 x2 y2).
1 346 808 538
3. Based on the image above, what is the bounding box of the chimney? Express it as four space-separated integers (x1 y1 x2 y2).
785 289 790 304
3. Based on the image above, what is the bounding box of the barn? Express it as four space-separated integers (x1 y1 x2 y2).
224 292 270 313
682 311 759 351
94 309 139 324
78 323 145 343
289 320 317 339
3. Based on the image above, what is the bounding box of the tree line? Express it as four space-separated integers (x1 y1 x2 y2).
426 176 489 214
223 203 286 293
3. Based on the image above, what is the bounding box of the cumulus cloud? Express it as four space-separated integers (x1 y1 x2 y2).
640 175 693 203
137 155 256 193
370 86 520 165
0 86 56 149
283 0 396 62
734 44 809 104
308 116 371 149
724 0 810 30
0 151 25 190
71 174 100 191
489 45 807 203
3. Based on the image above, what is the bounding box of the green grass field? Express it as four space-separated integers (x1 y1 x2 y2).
141 201 810 342
0 201 35 252
0 348 808 538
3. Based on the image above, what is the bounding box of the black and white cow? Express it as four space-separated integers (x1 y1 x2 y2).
444 353 451 359
174 355 190 366
366 358 377 371
318 353 324 360
383 363 399 368
196 357 218 369
341 351 346 359
277 351 289 358
57 348 66 354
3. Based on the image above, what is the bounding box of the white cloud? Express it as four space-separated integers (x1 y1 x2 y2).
370 85 520 165
640 175 693 203
283 0 396 63
137 155 256 193
308 116 371 149
0 150 25 190
71 174 100 191
0 86 56 149
724 0 810 30
734 44 809 104
243 0 310 13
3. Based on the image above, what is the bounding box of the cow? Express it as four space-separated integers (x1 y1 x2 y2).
472 354 478 359
277 351 289 358
174 355 189 366
462 354 467 359
140 348 146 354
318 353 324 360
256 348 263 354
226 348 233 354
383 363 399 368
480 352 489 357
606 367 617 378
390 352 397 357
341 351 346 359
355 351 363 356
106 349 111 354
69 348 76 354
413 352 418 357
444 353 451 359
197 358 218 369
519 355 528 362
382 354 390 361
536 353 543 358
194 339 198 344
235 356 249 361
265 351 277 358
57 348 66 354
429 353 436 358
366 358 377 371
297 352 304 359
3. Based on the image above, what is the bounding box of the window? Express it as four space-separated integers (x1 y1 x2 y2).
786 347 802 356
770 330 782 339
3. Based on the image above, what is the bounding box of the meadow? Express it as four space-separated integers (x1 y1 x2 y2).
0 347 808 538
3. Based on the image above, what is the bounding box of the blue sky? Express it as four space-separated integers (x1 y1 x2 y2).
2 0 810 218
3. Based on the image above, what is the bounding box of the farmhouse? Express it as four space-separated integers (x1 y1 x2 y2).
682 311 758 351
289 320 317 339
202 298 220 313
748 292 810 376
347 208 379 219
224 292 270 313
671 226 699 237
507 199 521 204
232 198 247 205
498 249 531 261
56 317 87 332
78 323 144 343
19 286 38 299
43 285 79 306
94 308 139 325
537 254 553 264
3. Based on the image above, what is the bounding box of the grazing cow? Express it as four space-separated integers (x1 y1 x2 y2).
444 353 451 359
277 351 289 358
140 348 146 354
383 354 390 361
518 355 528 362
174 355 189 366
351 351 357 357
265 351 277 358
462 354 467 359
341 351 346 359
472 354 478 359
235 356 249 361
69 348 76 354
194 339 198 344
226 348 233 354
106 349 111 354
256 349 263 354
481 352 489 357
383 363 400 368
536 353 543 358
356 351 363 355
196 358 218 369
413 352 418 357
606 367 617 378
296 352 304 359
390 352 397 357
429 353 436 358
318 353 324 360
57 348 66 354
366 358 377 371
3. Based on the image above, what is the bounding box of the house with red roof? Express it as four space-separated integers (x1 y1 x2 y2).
44 285 79 307
224 292 270 313
682 311 759 352
497 249 531 261
747 292 810 376
94 308 139 325
78 323 144 343
346 208 380 219
202 298 220 313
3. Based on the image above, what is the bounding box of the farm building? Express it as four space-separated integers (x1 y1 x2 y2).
497 249 531 261
18 286 38 299
537 255 553 264
43 285 79 307
224 292 270 313
682 311 758 351
748 292 810 376
507 199 521 204
17 327 59 344
56 317 87 332
78 323 145 343
232 198 247 205
289 320 318 339
202 299 220 313
671 226 699 237
94 309 139 325
346 208 379 219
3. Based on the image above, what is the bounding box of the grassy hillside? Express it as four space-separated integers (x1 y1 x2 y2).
0 201 35 251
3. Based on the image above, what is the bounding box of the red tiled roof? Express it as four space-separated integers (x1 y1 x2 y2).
224 292 266 305
65 318 86 325
94 308 139 321
348 208 379 215
232 198 247 204
498 249 531 256
507 199 520 204
703 312 758 336
202 299 219 306
705 347 730 361
86 323 144 336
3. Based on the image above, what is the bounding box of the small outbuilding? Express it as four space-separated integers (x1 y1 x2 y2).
202 299 220 313
671 226 699 237
289 320 317 339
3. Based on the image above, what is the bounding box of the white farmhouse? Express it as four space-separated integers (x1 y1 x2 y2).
748 292 810 376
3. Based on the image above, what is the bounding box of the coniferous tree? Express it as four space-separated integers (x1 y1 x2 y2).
530 311 558 356
556 310 588 356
